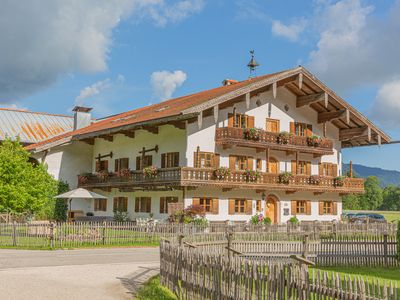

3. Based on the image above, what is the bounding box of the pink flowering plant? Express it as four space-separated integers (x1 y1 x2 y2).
250 213 272 225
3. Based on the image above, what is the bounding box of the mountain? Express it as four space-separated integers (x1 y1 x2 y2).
343 163 400 187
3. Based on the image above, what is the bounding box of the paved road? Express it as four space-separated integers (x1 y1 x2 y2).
0 247 160 300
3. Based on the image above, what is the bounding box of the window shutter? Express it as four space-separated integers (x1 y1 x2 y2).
160 197 165 214
319 202 324 215
193 152 199 168
213 154 220 168
113 198 117 211
247 116 255 128
135 198 139 212
174 152 179 167
247 157 254 170
229 156 236 170
290 122 295 134
211 199 219 214
291 201 297 215
333 202 337 215
95 161 100 172
121 158 129 170
229 199 235 215
332 164 338 177
192 198 200 206
306 162 311 175
245 200 253 215
146 198 151 213
306 201 312 215
161 153 166 168
103 160 108 171
319 163 323 176
306 124 313 137
228 113 234 127
291 161 297 174
136 157 141 170
114 159 120 172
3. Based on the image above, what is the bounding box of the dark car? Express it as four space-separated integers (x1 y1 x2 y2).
349 213 386 224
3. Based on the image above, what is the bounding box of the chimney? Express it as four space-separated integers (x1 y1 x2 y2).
72 106 92 130
222 79 239 86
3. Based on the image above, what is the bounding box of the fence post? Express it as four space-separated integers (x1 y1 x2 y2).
102 221 106 245
302 234 309 259
12 221 17 247
49 222 55 249
384 233 388 267
227 231 233 263
332 222 337 238
178 234 184 247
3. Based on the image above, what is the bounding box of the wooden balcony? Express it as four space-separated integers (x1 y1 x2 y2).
78 167 364 194
215 127 334 156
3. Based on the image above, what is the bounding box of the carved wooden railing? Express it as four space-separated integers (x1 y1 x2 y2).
215 127 333 154
78 167 364 193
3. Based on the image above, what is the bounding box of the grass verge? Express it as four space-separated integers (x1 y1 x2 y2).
136 276 177 300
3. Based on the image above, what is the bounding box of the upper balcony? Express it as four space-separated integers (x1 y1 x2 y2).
215 127 334 156
78 167 364 194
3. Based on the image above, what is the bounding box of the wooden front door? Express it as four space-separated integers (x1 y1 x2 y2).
268 158 279 174
266 118 280 133
265 196 278 224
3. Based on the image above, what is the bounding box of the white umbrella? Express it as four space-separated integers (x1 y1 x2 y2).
55 188 107 199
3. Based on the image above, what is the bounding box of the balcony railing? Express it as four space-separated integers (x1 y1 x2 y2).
215 127 334 155
78 167 364 194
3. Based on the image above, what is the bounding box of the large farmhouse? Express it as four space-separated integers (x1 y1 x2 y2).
27 67 390 223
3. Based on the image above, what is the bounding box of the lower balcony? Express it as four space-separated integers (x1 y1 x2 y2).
78 168 365 194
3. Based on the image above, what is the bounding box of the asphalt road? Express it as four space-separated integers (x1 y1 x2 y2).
0 247 160 300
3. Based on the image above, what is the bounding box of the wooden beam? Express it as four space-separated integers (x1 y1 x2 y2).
99 134 113 142
213 105 219 123
296 92 325 108
169 121 186 130
272 82 277 99
339 126 370 141
81 138 95 145
120 130 135 138
142 126 159 134
286 191 296 195
245 93 250 109
317 109 348 124
197 111 203 130
377 134 381 146
298 73 303 90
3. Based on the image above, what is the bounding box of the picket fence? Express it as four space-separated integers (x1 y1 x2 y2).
160 239 400 300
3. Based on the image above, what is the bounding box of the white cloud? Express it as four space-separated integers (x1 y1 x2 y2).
75 79 112 104
0 1 204 102
371 80 400 128
151 70 187 101
271 19 307 42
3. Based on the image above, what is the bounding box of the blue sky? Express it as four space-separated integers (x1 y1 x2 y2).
1 0 400 170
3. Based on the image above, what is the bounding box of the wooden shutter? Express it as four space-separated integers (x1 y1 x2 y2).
213 154 220 168
333 202 337 215
245 200 253 215
160 197 165 214
306 124 313 137
247 157 254 170
247 116 255 128
174 152 179 167
146 198 151 213
192 198 200 206
95 161 100 172
291 161 297 174
114 159 120 172
136 157 141 170
161 153 166 168
319 202 324 215
291 201 297 215
306 162 311 175
193 152 199 168
229 199 235 215
319 163 323 175
228 113 234 127
211 199 219 214
229 156 236 170
135 198 139 212
290 122 295 134
306 201 312 215
332 164 338 177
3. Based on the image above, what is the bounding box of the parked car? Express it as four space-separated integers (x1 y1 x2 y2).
349 213 386 224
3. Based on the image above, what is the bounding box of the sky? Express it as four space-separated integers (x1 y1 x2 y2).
1 0 400 170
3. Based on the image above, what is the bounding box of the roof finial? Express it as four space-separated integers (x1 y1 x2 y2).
247 50 260 78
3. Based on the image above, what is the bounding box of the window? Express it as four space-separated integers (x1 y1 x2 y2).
94 198 107 212
194 151 219 168
256 200 262 212
96 160 108 172
113 197 128 212
319 201 336 215
199 197 212 212
135 197 151 213
266 118 280 133
291 200 311 215
235 199 246 213
291 161 311 175
228 113 254 129
136 155 153 170
256 159 262 171
192 198 218 214
161 152 179 168
229 199 252 215
230 155 253 171
319 163 338 177
291 122 312 137
115 158 129 172
160 197 178 214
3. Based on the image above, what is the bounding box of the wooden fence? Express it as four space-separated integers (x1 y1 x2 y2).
0 221 397 249
160 240 399 300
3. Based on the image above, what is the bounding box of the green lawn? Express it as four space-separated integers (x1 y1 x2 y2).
345 210 400 222
136 276 177 300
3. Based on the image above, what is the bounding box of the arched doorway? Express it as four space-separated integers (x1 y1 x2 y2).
265 195 279 224
268 157 279 174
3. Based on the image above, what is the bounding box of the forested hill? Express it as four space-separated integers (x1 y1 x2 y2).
343 163 400 187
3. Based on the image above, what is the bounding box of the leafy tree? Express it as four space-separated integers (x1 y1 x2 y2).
53 181 69 222
360 176 383 210
342 193 361 210
381 185 400 211
0 139 58 215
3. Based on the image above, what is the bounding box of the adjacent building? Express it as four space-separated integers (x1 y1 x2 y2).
27 67 390 223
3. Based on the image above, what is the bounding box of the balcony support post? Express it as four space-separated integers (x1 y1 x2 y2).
266 147 270 173
296 151 299 175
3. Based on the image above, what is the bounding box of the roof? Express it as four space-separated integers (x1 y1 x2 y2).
0 108 74 144
26 66 390 152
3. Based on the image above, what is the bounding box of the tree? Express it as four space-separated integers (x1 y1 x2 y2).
360 176 383 210
381 185 400 211
53 181 69 222
0 139 58 216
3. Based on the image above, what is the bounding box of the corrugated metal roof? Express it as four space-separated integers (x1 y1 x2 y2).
0 108 74 144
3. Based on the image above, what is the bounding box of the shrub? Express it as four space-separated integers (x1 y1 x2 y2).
214 167 230 180
168 204 206 224
279 172 294 184
397 221 400 261
191 217 209 226
113 209 130 222
289 216 299 225
143 166 158 179
250 214 272 225
277 131 291 144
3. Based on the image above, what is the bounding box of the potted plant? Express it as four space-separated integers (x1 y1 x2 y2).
243 128 260 141
250 214 272 225
277 131 291 144
307 135 322 147
143 166 158 179
213 167 230 180
78 173 91 184
334 176 345 187
310 175 322 185
279 172 293 184
97 170 109 181
245 170 261 182
288 216 299 225
118 168 132 178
